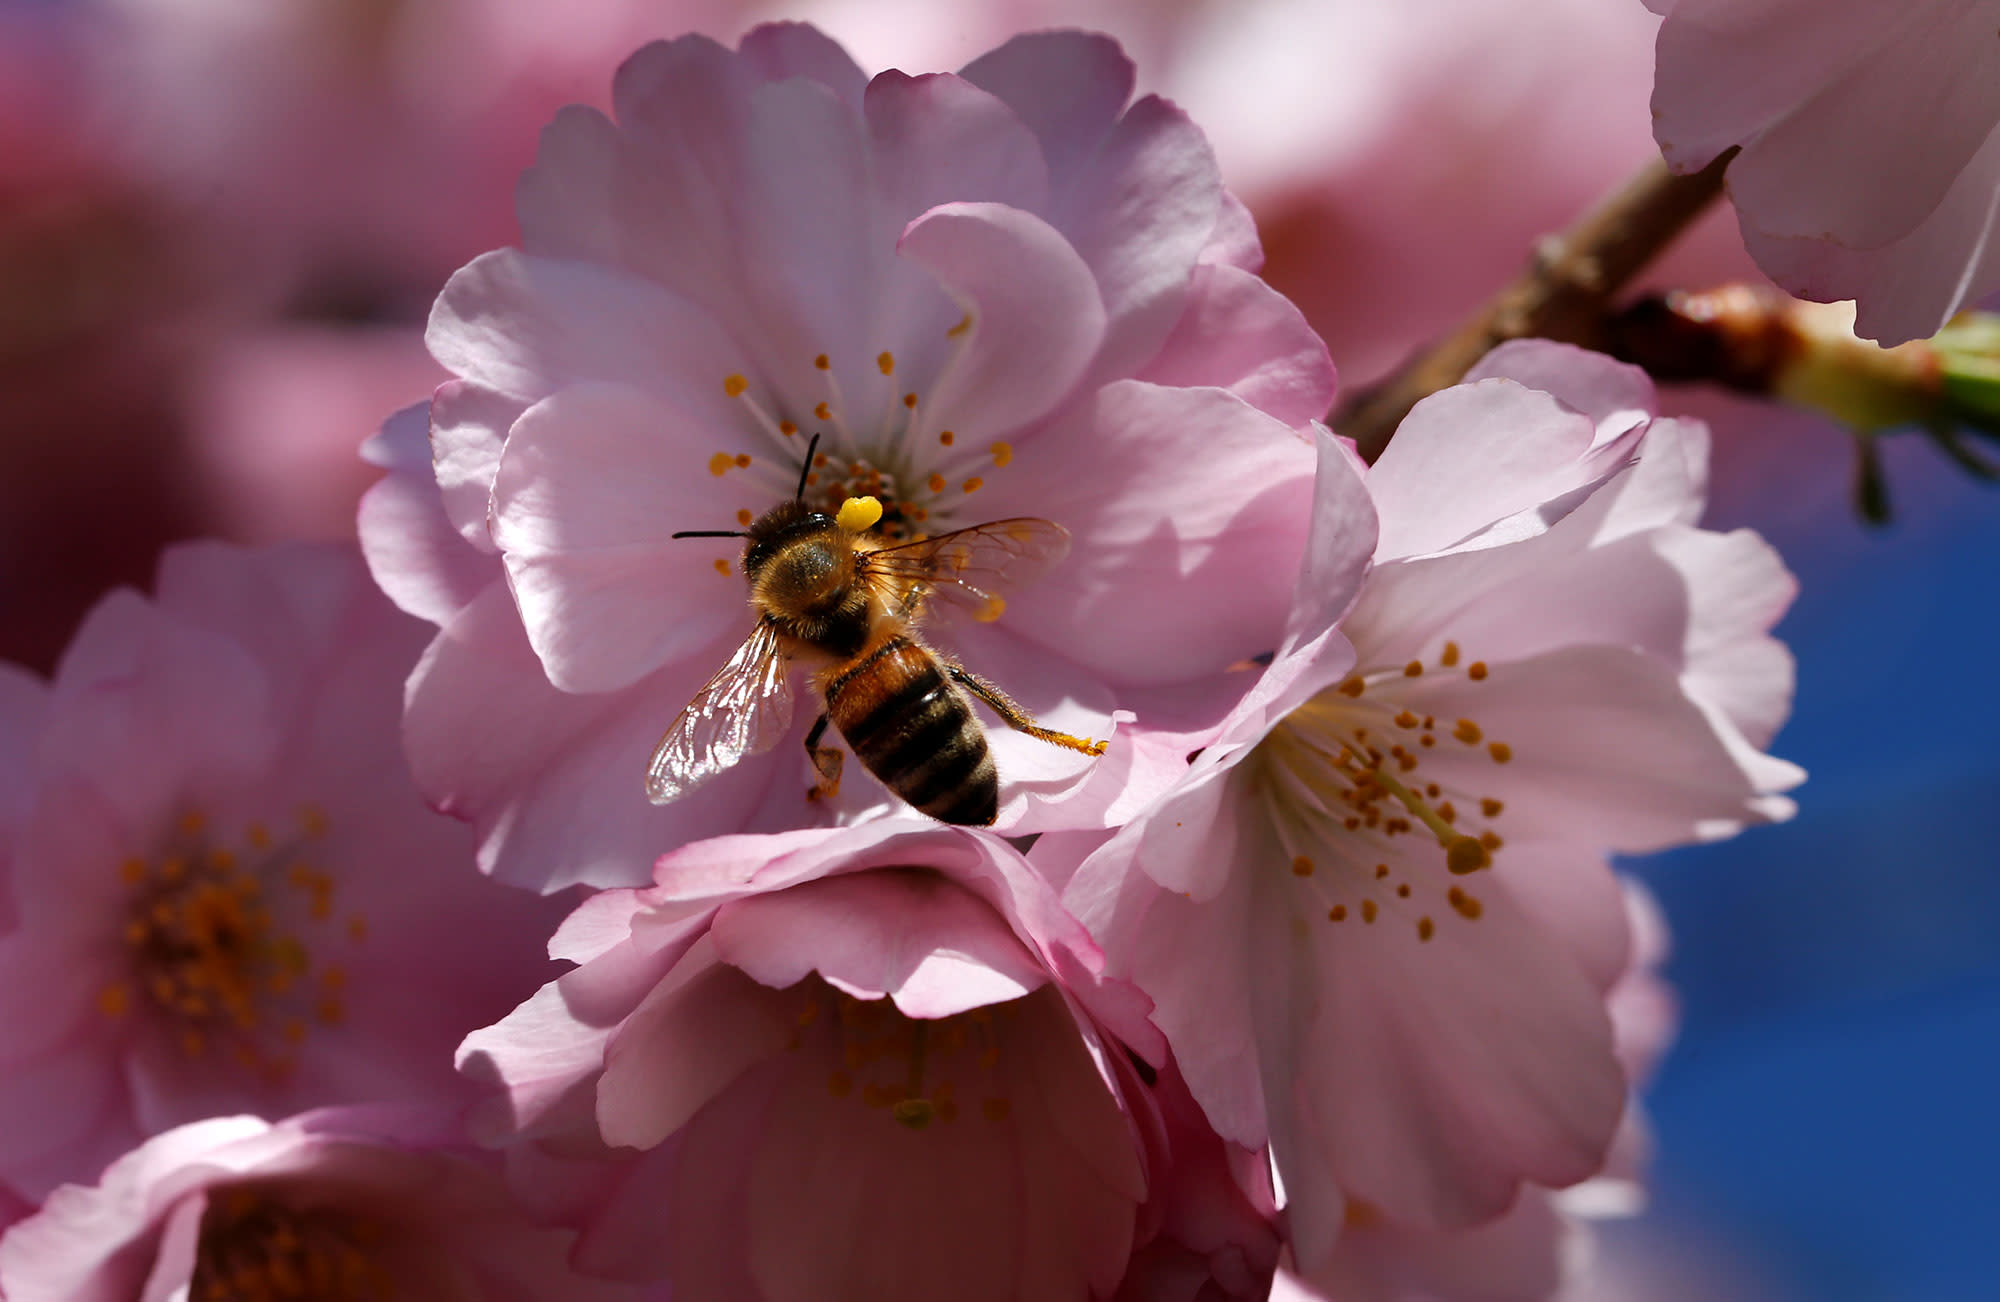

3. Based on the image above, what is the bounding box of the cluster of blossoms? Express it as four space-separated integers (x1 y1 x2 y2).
0 20 1822 1302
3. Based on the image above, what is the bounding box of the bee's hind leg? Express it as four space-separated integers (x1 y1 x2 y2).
803 713 844 802
945 666 1107 757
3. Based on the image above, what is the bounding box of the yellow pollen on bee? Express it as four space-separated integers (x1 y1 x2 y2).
814 353 831 370
877 351 896 376
723 373 749 397
962 476 984 494
938 430 955 446
990 442 1013 468
1468 661 1489 680
836 496 885 533
708 453 734 477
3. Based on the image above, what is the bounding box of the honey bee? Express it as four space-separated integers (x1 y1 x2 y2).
647 438 1106 825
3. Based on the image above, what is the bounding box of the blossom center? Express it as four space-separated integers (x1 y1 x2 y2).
98 806 366 1072
1250 640 1513 944
796 982 1023 1132
706 326 1019 548
192 1184 390 1302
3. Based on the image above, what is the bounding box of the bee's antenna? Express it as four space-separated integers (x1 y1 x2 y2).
671 530 748 540
796 432 821 501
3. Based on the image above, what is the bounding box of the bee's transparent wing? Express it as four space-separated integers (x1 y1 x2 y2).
645 619 795 804
863 518 1071 622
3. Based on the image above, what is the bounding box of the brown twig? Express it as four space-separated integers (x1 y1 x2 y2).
1334 149 1735 461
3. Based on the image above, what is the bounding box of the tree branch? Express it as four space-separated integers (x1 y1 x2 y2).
1334 149 1735 461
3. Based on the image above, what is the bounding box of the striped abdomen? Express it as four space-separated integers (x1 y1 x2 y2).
823 634 997 826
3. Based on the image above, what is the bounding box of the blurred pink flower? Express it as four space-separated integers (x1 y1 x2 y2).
457 819 1210 1300
0 542 567 1201
1649 0 2000 344
1054 342 1801 1281
370 23 1327 891
0 1107 644 1301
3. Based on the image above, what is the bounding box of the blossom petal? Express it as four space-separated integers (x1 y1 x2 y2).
1365 378 1607 563
738 21 867 108
710 873 1049 1018
986 381 1313 687
403 584 806 892
897 202 1106 439
428 379 522 548
490 383 749 693
1136 263 1337 429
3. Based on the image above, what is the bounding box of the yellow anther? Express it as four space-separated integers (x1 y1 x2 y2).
1468 661 1489 680
1487 741 1513 764
734 453 751 469
97 983 130 1018
1452 720 1483 744
927 472 947 493
1403 660 1424 677
1446 836 1492 875
814 401 832 420
707 454 732 477
1417 916 1435 942
1328 904 1347 921
836 496 884 533
779 419 799 436
938 430 955 446
713 558 731 577
1480 797 1505 817
962 477 984 493
1291 855 1315 876
723 373 749 397
1394 710 1421 729
1361 899 1379 924
1448 886 1483 919
1337 675 1366 697
990 442 1013 468
736 508 754 526
1440 641 1461 667
975 595 1007 623
877 351 896 376
902 392 918 410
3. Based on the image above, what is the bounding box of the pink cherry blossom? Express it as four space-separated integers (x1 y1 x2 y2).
1649 0 2000 344
0 542 568 1202
456 819 1231 1301
365 23 1329 892
0 1106 644 1301
1054 341 1801 1279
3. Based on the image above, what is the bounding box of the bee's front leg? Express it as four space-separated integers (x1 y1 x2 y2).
803 712 844 802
